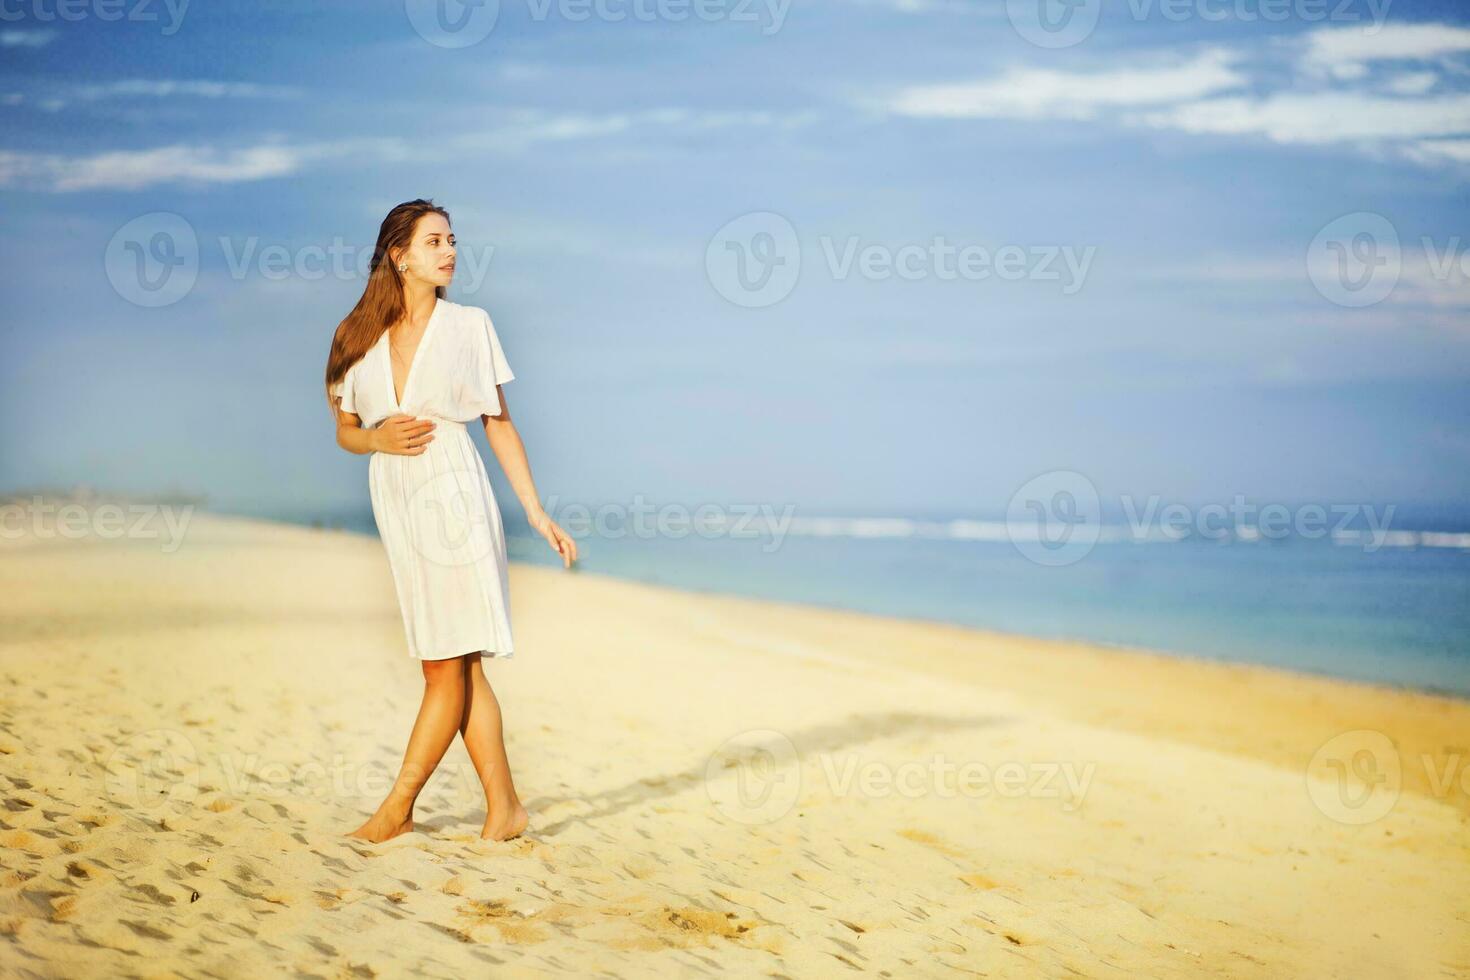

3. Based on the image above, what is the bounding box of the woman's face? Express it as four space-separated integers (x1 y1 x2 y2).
396 213 456 288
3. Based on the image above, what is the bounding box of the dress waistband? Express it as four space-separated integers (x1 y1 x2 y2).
414 413 467 430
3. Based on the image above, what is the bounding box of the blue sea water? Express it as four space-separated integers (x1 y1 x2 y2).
253 502 1470 698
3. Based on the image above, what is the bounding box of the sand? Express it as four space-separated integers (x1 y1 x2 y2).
1 509 1467 978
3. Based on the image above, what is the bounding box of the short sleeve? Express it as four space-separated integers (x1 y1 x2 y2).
331 362 356 415
476 307 515 415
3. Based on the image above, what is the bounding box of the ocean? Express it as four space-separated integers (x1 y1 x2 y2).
252 501 1470 698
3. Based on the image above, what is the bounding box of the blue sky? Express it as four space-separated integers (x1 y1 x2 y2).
1 0 1467 520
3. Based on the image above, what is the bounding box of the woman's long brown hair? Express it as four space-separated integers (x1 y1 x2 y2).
324 198 450 418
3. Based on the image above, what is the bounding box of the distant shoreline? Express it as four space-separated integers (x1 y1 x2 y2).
9 492 1466 701
214 503 1470 703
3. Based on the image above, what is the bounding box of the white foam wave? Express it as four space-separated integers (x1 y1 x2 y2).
744 515 1470 550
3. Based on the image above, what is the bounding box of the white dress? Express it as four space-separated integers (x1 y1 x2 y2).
332 298 517 661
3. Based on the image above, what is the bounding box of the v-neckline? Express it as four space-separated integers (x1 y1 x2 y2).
383 297 443 409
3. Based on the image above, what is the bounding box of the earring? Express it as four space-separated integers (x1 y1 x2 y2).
397 262 407 272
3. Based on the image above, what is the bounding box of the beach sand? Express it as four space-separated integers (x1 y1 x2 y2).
2 510 1467 977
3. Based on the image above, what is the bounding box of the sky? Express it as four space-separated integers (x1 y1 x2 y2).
1 0 1467 522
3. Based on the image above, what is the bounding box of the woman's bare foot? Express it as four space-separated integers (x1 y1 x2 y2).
480 800 529 841
346 801 415 843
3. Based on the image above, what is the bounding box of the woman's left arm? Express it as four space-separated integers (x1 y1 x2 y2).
482 387 578 569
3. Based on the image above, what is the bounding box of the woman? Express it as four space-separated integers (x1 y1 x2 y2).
325 199 577 843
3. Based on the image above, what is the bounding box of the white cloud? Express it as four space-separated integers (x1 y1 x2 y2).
1383 71 1439 96
458 211 690 270
21 78 303 112
1133 92 1470 144
883 49 1245 120
1400 260 1470 310
0 143 305 191
497 62 551 82
1301 23 1470 78
0 108 819 191
1405 137 1470 164
494 112 635 145
1141 249 1470 315
0 29 56 48
69 80 302 101
452 107 818 153
1381 70 1440 96
834 0 1010 12
873 23 1470 167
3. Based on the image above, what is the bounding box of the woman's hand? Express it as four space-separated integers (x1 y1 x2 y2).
372 415 436 455
529 510 578 569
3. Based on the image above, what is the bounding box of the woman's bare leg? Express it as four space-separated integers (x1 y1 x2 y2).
346 655 467 843
459 655 529 840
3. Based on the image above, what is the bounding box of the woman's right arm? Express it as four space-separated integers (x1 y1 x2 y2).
335 405 377 455
335 403 435 456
